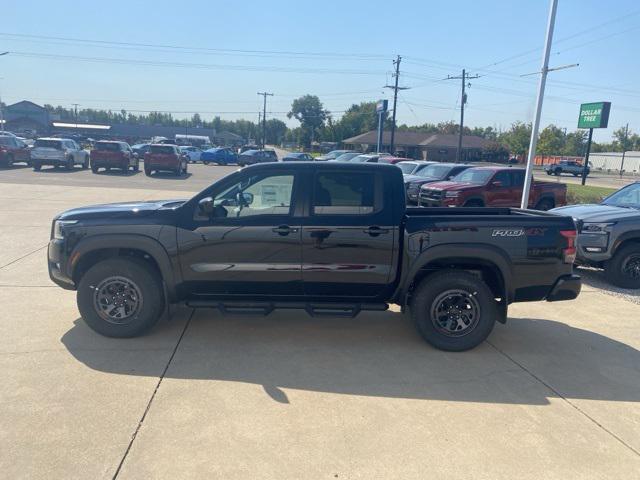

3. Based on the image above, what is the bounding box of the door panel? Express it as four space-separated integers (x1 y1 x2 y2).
177 172 303 297
301 170 396 298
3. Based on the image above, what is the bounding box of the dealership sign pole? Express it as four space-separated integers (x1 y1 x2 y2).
577 101 611 185
376 99 388 153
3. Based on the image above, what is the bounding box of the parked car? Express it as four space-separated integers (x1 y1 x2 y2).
238 149 278 166
90 141 139 173
349 154 383 163
315 149 352 161
131 143 151 159
0 135 31 167
282 152 314 161
31 138 89 171
47 162 580 351
330 152 361 162
419 167 566 210
144 144 188 176
239 144 259 154
545 160 589 177
179 146 202 163
377 156 408 165
396 160 434 175
405 163 471 205
201 147 239 165
552 182 640 288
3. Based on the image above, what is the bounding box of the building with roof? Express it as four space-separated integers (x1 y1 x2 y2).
342 130 492 161
3 100 52 134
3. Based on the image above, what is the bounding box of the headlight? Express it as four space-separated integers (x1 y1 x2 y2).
53 220 77 239
406 183 419 191
445 191 460 198
581 222 615 234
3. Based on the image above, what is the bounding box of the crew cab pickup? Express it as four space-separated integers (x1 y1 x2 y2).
420 166 566 211
48 163 580 351
545 160 589 177
144 144 188 176
90 141 139 173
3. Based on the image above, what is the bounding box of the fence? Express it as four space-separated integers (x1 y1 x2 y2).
532 152 640 177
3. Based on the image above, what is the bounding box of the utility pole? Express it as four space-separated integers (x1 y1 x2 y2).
72 103 80 136
384 55 409 154
520 0 577 206
257 92 273 150
0 53 8 132
619 123 629 178
447 69 479 163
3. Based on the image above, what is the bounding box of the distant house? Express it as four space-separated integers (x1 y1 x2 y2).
3 101 51 134
342 130 492 161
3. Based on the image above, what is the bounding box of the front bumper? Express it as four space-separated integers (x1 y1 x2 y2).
47 238 75 290
546 274 581 302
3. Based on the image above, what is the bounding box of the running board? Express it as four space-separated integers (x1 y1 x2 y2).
185 300 388 318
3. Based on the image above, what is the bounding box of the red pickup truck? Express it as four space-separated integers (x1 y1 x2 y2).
419 166 566 210
90 141 139 173
144 144 189 176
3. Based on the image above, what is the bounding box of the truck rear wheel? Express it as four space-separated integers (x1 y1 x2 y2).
605 244 640 289
77 258 165 338
410 270 497 351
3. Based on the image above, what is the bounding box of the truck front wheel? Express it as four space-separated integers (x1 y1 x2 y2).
410 270 498 351
605 244 640 289
77 258 165 338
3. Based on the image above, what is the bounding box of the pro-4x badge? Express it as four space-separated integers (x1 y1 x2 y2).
492 228 524 237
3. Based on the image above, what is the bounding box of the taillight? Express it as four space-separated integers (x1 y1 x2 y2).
560 229 577 264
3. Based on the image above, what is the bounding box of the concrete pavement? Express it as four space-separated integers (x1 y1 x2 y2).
0 176 639 479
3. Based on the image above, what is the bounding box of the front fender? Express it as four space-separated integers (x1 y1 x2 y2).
69 233 179 300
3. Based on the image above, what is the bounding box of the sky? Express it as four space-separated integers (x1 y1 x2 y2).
1 0 639 142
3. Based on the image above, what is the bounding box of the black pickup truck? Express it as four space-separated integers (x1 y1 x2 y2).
48 163 580 351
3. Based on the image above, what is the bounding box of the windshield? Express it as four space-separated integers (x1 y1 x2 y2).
602 183 640 208
452 169 494 184
416 164 453 179
398 163 417 174
95 142 120 151
34 139 63 149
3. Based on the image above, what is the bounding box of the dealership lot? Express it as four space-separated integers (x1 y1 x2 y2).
1 167 639 479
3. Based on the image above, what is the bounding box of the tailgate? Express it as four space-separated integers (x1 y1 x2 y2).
147 154 178 166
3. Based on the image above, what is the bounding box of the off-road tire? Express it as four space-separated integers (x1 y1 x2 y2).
410 270 498 351
77 258 165 338
605 244 640 289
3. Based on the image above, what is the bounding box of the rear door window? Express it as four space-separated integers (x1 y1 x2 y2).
312 171 380 215
492 171 512 187
150 145 176 154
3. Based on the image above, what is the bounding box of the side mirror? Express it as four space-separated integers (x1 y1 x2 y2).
198 197 215 217
237 191 254 206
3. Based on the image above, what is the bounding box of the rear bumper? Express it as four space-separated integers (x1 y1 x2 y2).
32 157 66 166
546 274 581 302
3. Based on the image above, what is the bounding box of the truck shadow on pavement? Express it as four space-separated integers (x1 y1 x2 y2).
61 309 640 405
146 172 193 180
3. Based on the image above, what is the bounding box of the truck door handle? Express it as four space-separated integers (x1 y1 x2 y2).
272 225 298 235
363 226 390 236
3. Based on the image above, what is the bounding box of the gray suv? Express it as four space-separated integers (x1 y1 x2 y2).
552 182 640 288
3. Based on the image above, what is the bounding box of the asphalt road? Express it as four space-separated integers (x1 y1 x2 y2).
533 168 639 189
0 174 639 479
0 162 237 193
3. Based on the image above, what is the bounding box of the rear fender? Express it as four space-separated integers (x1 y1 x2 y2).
396 243 513 305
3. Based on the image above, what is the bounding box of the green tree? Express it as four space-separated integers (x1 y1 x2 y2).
287 95 327 147
561 130 587 156
499 122 532 156
265 118 288 145
537 125 565 155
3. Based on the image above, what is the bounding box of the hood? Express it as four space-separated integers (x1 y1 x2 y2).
57 199 186 221
404 175 439 185
551 203 640 222
422 180 479 191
